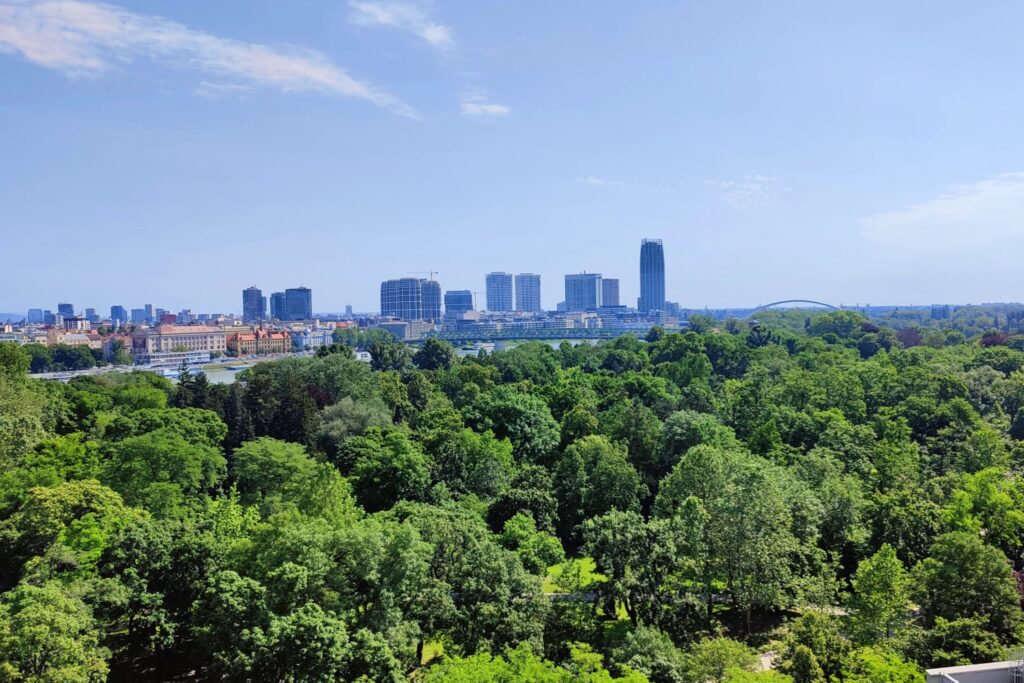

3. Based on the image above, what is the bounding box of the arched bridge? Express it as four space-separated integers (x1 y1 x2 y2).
746 299 840 317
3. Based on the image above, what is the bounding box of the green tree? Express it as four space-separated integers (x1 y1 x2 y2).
414 338 458 371
847 544 911 645
0 581 109 682
686 637 759 683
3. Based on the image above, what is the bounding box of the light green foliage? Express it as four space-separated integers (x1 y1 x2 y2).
847 544 911 645
0 581 109 682
499 512 566 575
685 637 759 683
422 642 649 682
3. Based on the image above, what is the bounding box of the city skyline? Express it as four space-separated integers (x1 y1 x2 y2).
5 3 1024 311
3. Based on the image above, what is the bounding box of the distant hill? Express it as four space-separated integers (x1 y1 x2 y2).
0 312 24 323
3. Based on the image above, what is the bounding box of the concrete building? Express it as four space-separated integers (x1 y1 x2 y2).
565 273 603 312
63 316 90 331
227 329 292 356
515 273 542 313
927 659 1024 683
242 286 266 323
486 272 514 312
131 325 227 362
639 238 666 313
601 278 620 307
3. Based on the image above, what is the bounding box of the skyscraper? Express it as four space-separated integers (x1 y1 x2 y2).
444 290 474 317
601 278 620 307
283 287 313 321
270 292 285 320
515 273 542 313
57 302 74 318
242 286 266 323
639 238 665 314
85 308 98 323
110 306 127 326
564 273 602 311
485 272 513 312
381 278 423 320
421 279 442 322
27 309 43 324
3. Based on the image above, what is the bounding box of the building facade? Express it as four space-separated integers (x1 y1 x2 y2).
515 273 542 313
444 290 474 318
242 286 266 323
639 238 666 313
381 278 423 320
110 306 127 326
565 273 603 311
57 302 74 318
601 278 620 307
131 325 227 361
282 287 313 321
227 329 292 356
270 292 285 320
421 279 442 322
485 272 514 312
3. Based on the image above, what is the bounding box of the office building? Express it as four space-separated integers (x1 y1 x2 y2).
270 292 285 320
274 287 312 321
242 286 266 323
485 272 514 312
27 309 43 324
130 308 147 324
85 308 98 324
131 325 227 364
110 306 127 326
144 304 155 323
57 302 74 318
421 279 442 322
565 273 603 311
381 278 423 321
601 278 620 307
639 238 666 313
515 273 542 313
444 290 474 318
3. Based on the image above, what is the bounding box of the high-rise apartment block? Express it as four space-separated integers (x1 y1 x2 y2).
515 273 542 313
420 279 442 322
639 238 665 314
381 278 424 321
485 272 514 312
564 273 603 311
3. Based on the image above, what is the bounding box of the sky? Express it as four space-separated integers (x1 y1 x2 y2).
3 0 1024 315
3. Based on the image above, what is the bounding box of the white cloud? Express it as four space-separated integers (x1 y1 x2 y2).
348 0 453 51
0 0 417 116
707 174 788 208
577 176 622 187
460 91 509 118
862 173 1024 250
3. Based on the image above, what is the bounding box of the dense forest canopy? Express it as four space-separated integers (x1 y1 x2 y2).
4 309 1024 681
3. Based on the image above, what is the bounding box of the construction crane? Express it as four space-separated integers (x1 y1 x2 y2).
409 271 440 281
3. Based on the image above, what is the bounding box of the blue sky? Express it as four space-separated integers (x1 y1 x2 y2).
3 0 1024 314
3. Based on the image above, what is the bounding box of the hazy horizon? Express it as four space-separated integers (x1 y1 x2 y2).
4 1 1024 313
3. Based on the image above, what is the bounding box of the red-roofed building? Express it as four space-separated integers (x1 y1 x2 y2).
227 329 291 357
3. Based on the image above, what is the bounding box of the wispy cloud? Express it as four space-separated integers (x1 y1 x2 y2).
707 174 788 208
460 91 509 118
348 0 453 51
0 0 417 116
862 172 1024 250
577 176 622 187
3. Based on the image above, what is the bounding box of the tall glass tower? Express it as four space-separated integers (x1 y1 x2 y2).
639 238 665 314
485 272 514 312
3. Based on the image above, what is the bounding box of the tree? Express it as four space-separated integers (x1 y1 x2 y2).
0 581 109 682
847 544 911 645
231 437 319 513
0 342 29 381
687 637 759 683
845 648 923 683
468 386 561 465
556 436 645 542
779 612 850 683
488 464 559 532
915 531 1022 641
347 429 432 512
414 338 458 371
498 512 566 575
369 337 413 372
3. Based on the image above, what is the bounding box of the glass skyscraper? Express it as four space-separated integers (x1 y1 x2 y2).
564 273 602 311
444 290 474 317
639 238 665 314
420 279 442 322
381 278 423 321
280 287 312 321
601 278 620 307
242 286 266 323
485 272 514 312
515 273 542 313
